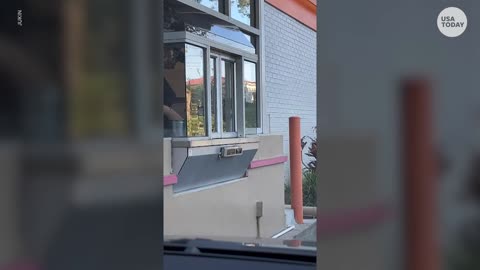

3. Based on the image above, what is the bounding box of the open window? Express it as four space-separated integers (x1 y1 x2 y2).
244 60 259 134
210 53 237 138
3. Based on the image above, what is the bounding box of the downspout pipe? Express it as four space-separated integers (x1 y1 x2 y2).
402 78 439 270
289 116 303 224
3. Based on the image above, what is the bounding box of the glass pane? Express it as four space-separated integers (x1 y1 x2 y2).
185 44 206 137
207 26 255 54
210 57 217 133
222 60 236 132
243 33 256 53
230 0 253 26
164 43 187 137
244 61 257 128
194 0 220 12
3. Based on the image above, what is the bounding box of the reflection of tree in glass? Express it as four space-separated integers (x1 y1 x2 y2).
164 47 184 69
186 80 206 136
233 0 251 19
185 24 208 37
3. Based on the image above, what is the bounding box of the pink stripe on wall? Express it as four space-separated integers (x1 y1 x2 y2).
163 174 178 186
249 156 288 169
317 202 393 238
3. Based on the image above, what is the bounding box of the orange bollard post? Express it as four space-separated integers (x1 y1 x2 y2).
289 116 303 224
402 78 439 270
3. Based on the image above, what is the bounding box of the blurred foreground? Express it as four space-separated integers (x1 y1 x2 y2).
1 1 164 269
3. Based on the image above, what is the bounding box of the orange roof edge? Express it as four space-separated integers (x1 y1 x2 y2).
265 0 317 31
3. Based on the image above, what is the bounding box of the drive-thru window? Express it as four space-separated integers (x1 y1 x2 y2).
163 0 261 139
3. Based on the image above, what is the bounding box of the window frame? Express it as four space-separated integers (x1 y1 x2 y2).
164 41 210 140
210 53 239 139
163 0 263 139
178 0 259 32
208 56 219 135
184 43 208 137
164 38 261 138
243 59 260 135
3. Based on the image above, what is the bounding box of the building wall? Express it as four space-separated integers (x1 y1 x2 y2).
164 135 286 238
264 3 317 178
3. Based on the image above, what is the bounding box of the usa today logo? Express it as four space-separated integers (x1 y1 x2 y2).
437 7 467 37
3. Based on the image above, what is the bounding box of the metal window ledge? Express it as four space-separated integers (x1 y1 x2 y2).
172 136 259 148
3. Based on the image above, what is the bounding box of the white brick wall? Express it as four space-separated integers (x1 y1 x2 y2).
264 3 317 179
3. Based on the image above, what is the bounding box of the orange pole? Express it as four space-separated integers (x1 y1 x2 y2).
289 116 303 224
402 78 439 270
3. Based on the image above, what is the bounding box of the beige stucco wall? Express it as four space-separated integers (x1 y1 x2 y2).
164 134 286 238
0 135 285 261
